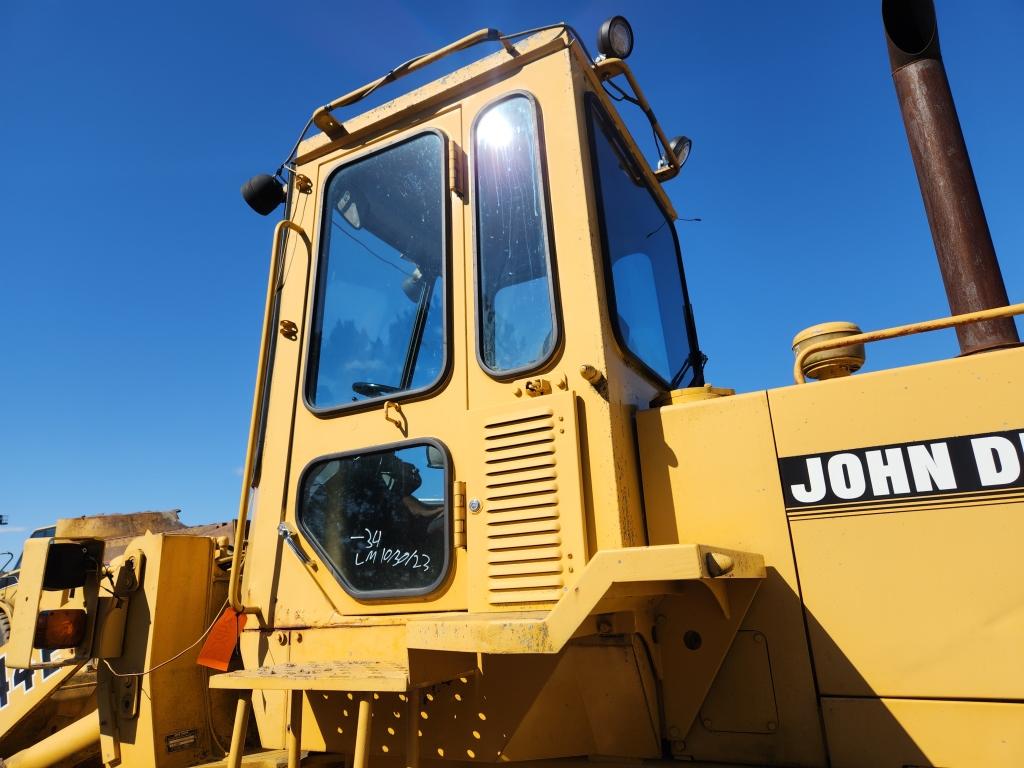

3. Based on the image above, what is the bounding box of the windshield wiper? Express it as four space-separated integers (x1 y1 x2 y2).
668 350 708 390
399 274 436 390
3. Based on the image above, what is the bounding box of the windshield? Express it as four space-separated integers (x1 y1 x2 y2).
307 132 446 409
587 100 702 388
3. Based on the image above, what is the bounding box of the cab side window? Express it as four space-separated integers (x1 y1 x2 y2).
587 101 702 388
474 94 558 376
297 443 449 598
308 132 447 409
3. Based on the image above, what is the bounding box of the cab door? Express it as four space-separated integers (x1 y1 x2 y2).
278 107 469 616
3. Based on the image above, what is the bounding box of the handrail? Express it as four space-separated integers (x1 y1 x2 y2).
793 302 1024 384
311 27 516 139
229 219 311 615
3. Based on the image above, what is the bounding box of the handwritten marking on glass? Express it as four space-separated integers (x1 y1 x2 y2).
351 528 431 572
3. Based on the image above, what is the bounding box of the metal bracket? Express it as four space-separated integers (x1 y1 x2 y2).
117 674 140 720
453 481 467 549
449 141 467 199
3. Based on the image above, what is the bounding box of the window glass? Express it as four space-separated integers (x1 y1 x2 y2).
588 104 700 387
298 444 448 597
475 95 557 374
308 133 445 408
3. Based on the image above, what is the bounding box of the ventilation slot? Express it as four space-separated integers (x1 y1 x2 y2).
483 408 564 605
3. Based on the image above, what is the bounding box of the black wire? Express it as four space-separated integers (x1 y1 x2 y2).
330 219 415 278
650 123 663 162
603 78 641 107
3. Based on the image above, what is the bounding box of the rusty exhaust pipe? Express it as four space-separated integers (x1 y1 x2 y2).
883 0 1019 354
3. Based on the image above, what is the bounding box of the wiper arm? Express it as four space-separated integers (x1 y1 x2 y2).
399 275 436 390
668 350 708 390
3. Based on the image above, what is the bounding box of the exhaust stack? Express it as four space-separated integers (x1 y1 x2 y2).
883 0 1018 354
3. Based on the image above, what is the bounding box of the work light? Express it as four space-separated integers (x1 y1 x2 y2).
597 16 634 60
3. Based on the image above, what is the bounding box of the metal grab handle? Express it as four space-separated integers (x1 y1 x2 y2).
277 523 313 568
228 219 311 615
793 302 1024 384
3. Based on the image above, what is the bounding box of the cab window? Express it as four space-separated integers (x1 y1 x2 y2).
297 443 449 597
307 132 446 409
474 94 558 375
587 100 702 388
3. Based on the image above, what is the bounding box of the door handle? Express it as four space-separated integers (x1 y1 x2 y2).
277 522 315 570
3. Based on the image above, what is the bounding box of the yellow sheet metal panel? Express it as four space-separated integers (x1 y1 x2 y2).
698 630 778 736
636 391 827 767
657 582 761 761
501 639 661 760
5 541 46 673
466 392 587 611
99 534 220 768
770 347 1024 700
770 345 1024 454
407 544 761 654
822 697 1024 767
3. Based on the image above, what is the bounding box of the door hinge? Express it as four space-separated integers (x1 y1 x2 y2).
453 480 467 549
449 141 467 200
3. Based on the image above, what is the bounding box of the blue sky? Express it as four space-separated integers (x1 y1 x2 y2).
1 2 1021 544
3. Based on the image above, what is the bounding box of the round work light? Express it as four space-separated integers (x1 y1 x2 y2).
597 16 634 60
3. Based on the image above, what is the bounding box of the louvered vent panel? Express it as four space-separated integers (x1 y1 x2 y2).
483 408 564 605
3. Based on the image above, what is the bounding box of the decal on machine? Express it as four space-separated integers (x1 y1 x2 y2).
779 428 1024 517
0 650 62 710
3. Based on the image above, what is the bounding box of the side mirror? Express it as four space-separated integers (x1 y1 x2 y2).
241 173 286 216
425 445 445 470
668 136 692 169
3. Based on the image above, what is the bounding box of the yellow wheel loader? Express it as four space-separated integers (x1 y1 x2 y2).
2 3 1021 767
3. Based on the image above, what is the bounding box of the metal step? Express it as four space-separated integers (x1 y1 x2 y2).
208 659 409 692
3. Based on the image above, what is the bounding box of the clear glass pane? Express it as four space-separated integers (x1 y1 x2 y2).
475 96 556 373
298 444 448 596
611 253 671 378
309 133 445 408
589 108 695 386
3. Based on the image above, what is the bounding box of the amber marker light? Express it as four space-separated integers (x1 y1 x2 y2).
34 609 87 649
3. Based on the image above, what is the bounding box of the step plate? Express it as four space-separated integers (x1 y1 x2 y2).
208 660 408 692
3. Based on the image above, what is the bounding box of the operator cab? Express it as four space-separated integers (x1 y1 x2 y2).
239 18 704 619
